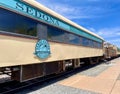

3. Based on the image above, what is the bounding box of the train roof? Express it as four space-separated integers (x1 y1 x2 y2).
22 0 104 41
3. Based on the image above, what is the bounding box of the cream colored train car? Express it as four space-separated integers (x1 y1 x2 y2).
104 42 120 59
0 0 104 82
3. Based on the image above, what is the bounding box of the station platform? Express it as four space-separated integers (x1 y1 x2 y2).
58 58 120 94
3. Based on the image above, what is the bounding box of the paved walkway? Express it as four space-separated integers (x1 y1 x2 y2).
58 58 120 94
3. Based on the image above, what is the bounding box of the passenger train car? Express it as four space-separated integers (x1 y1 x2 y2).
104 42 117 59
0 0 118 82
104 42 120 59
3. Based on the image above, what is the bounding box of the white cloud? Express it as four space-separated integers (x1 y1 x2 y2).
44 4 93 19
117 32 120 35
97 27 120 47
97 27 120 38
36 0 108 20
87 27 96 32
107 39 120 47
86 27 120 47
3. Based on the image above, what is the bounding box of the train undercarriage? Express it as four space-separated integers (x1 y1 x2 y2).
1 55 115 83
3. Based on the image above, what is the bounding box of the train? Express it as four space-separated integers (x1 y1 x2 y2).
0 0 120 82
104 42 120 59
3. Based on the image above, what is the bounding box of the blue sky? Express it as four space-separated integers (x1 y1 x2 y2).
36 0 120 47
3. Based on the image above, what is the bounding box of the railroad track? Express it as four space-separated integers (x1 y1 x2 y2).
0 61 109 94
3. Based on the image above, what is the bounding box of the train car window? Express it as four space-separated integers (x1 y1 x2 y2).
97 43 101 48
47 26 68 43
48 25 82 45
93 42 96 48
98 43 101 48
94 42 98 48
82 37 89 46
68 34 81 45
89 40 94 47
88 39 91 47
96 42 99 48
37 24 47 40
0 8 37 37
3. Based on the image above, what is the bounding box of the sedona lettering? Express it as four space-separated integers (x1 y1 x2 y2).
16 2 59 26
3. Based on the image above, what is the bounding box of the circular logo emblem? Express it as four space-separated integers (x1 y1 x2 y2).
34 39 51 59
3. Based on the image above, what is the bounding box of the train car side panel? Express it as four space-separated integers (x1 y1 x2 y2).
0 35 103 68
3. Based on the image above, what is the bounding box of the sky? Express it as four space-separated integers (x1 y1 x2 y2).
36 0 120 47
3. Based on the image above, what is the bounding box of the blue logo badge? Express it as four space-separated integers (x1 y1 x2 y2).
34 39 51 59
